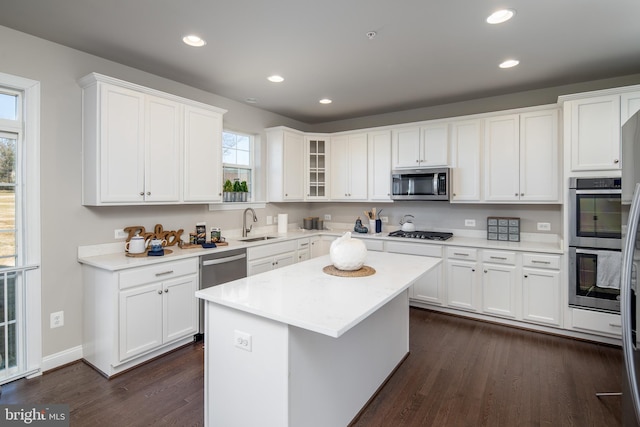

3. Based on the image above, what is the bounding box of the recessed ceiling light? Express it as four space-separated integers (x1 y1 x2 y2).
499 59 520 69
182 35 206 47
486 9 516 24
267 75 284 83
319 98 332 104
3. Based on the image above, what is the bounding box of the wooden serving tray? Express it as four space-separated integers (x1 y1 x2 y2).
322 265 376 277
126 248 173 258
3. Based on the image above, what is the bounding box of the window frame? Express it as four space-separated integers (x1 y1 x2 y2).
222 130 255 202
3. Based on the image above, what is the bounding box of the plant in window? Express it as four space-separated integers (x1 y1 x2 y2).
240 181 248 202
223 179 234 202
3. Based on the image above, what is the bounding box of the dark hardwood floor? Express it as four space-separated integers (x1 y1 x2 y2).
0 308 623 426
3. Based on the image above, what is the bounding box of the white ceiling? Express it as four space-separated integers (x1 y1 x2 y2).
1 0 640 124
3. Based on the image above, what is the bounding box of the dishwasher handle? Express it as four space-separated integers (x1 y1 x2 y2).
202 253 246 266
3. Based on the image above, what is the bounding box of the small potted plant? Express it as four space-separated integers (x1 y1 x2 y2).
232 179 242 202
240 181 249 202
223 179 234 202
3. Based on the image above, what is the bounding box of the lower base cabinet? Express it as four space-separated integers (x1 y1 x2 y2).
386 241 444 306
481 250 518 319
247 240 297 276
445 247 480 311
521 253 561 326
83 258 199 377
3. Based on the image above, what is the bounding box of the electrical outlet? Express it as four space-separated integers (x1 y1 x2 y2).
50 311 64 328
537 222 551 231
266 215 273 225
324 214 332 221
234 330 252 352
465 219 476 227
381 216 389 223
114 228 127 239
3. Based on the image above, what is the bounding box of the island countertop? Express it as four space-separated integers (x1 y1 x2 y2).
195 251 440 338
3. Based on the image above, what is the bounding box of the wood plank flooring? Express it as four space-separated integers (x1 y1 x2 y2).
0 308 623 426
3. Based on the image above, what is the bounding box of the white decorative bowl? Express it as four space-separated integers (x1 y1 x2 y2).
330 232 367 271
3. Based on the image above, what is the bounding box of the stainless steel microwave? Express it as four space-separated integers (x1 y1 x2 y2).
391 167 450 201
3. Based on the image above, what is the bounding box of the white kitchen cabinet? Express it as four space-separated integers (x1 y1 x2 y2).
568 95 621 171
386 241 444 306
80 73 226 206
306 135 329 200
83 258 198 377
481 250 518 319
183 105 224 202
484 109 559 202
330 133 368 201
247 240 298 276
621 91 640 124
450 119 482 202
266 127 306 202
392 123 448 169
311 235 332 258
522 253 561 327
297 238 311 262
367 130 392 201
445 247 480 311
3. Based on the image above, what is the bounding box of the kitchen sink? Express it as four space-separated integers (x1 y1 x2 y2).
239 236 281 242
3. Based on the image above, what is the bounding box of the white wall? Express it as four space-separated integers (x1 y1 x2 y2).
1 23 639 363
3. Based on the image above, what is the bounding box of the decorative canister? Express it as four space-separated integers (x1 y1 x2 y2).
329 232 367 271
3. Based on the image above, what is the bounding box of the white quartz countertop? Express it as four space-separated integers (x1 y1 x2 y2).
195 251 440 338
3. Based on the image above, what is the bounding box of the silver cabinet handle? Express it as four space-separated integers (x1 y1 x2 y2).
139 192 144 196
155 270 174 277
157 290 163 295
453 252 469 256
531 260 551 264
164 289 169 293
147 191 151 195
610 323 622 328
614 159 620 164
490 256 507 260
202 254 246 266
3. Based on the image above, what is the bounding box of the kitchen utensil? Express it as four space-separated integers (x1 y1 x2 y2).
125 234 146 254
400 214 416 232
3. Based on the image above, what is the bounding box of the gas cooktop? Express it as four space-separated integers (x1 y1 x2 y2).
388 230 454 241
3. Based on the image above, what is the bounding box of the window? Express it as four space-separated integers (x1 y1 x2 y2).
222 131 253 201
0 74 41 383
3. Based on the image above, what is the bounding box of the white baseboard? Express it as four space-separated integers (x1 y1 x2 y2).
41 345 83 372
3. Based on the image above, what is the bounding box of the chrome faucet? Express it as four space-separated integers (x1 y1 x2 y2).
243 207 258 237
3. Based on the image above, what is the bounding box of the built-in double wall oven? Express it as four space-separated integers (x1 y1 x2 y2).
569 177 622 313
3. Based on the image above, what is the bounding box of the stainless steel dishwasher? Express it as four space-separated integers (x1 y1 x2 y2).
198 248 247 337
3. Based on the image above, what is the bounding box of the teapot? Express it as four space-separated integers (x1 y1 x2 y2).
125 233 146 254
330 232 367 271
400 214 416 232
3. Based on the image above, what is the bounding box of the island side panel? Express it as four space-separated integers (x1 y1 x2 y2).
205 301 289 427
288 290 410 427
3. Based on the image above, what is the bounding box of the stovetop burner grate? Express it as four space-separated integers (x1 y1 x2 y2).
388 230 453 241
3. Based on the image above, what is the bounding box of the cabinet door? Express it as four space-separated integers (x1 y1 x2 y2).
411 261 444 305
392 127 421 168
145 95 182 202
119 283 163 361
283 131 305 200
484 115 520 201
450 120 482 202
522 268 560 326
446 259 480 311
100 84 145 203
184 106 223 202
622 91 640 125
273 252 296 270
570 95 620 171
247 257 275 276
348 134 368 200
368 131 392 200
297 249 310 262
519 110 559 202
310 236 326 258
420 124 448 166
306 136 328 200
330 135 349 200
163 274 198 343
482 263 518 319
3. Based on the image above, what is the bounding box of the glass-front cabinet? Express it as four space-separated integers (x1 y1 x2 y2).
306 135 329 200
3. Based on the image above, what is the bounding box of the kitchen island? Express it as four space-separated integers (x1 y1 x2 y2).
196 251 440 427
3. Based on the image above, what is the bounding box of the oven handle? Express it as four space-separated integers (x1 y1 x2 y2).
574 189 622 195
574 248 619 256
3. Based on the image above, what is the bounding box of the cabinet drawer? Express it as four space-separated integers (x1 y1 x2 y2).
247 240 297 260
482 250 516 265
446 247 478 260
522 253 560 269
297 238 310 250
385 241 442 257
119 258 198 290
571 308 622 337
355 238 385 252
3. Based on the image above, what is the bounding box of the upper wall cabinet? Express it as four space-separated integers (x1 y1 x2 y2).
621 91 640 125
330 133 368 201
392 123 448 169
79 73 226 206
266 127 306 202
450 120 483 202
306 135 329 200
368 130 392 201
484 109 559 203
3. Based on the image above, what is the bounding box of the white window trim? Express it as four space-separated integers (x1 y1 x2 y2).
0 72 41 378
